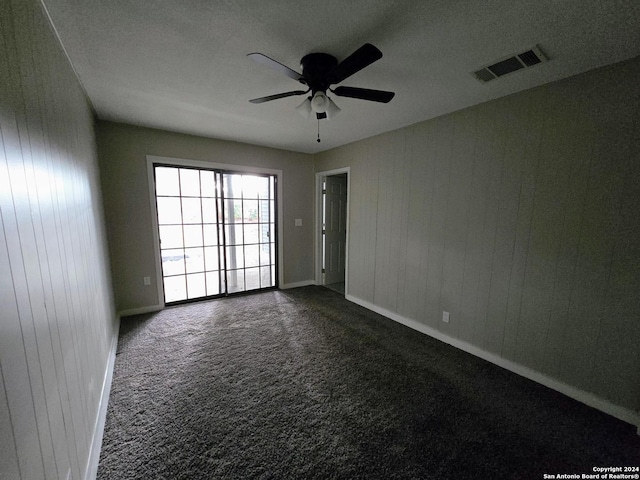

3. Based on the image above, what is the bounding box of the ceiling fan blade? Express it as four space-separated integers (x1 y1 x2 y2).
328 44 383 84
249 90 308 104
332 86 395 103
247 53 304 82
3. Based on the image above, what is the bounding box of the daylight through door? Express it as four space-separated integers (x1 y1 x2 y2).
154 165 277 303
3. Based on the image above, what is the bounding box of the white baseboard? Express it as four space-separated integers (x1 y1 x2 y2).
346 294 640 430
84 315 121 480
118 303 163 318
280 280 316 289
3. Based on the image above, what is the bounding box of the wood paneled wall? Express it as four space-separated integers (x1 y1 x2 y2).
0 1 116 479
315 57 640 415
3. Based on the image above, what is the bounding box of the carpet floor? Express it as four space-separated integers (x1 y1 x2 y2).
98 286 639 479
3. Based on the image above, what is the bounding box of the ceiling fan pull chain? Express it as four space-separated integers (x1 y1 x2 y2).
317 118 321 143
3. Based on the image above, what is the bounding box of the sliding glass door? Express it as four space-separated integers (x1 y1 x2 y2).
154 165 277 304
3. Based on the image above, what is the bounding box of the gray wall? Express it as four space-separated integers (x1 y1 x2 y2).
96 121 315 313
0 1 117 479
315 57 640 414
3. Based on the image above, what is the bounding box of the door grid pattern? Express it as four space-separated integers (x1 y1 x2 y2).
154 165 276 303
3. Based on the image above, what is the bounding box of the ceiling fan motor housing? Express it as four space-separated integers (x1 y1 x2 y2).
300 53 338 93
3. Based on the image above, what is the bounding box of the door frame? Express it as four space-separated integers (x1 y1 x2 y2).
315 167 350 293
147 155 283 308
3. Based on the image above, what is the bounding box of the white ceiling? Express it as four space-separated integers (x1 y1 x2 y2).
41 0 640 154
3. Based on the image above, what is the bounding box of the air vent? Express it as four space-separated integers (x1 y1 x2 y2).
518 49 543 67
488 56 524 77
472 45 548 83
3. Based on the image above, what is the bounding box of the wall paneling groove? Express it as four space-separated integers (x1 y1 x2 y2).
0 0 117 478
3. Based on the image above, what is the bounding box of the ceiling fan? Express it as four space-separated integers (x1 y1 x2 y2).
247 43 395 121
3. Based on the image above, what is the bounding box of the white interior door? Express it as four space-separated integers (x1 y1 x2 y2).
323 174 347 285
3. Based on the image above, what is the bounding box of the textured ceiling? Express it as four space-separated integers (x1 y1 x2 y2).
42 0 640 154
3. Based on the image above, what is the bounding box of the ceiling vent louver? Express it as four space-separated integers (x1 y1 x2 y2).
473 45 547 83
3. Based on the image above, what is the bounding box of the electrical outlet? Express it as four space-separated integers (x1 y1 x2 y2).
143 276 151 286
442 311 450 323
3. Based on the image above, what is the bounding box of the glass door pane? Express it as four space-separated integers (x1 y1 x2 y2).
222 173 276 294
154 165 277 304
155 166 224 303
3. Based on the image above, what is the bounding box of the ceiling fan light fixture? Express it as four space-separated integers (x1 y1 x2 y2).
311 91 329 113
296 98 312 118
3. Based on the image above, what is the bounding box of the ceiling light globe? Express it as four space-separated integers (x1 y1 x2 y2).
311 91 329 113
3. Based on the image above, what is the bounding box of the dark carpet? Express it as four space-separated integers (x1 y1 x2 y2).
98 286 639 479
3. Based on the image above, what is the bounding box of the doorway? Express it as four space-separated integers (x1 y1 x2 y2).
316 169 349 296
153 164 277 304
